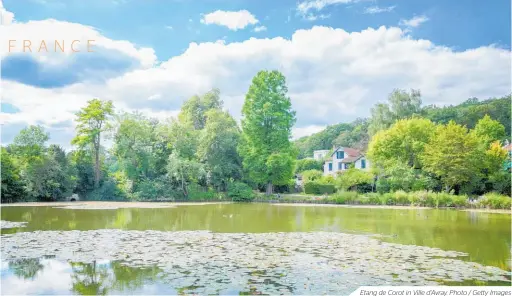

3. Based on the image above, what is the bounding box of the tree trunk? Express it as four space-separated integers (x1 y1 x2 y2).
265 181 273 196
94 144 100 189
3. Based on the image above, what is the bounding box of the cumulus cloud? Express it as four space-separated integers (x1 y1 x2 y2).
1 22 510 147
0 0 14 25
200 10 258 31
364 6 396 14
399 15 429 28
0 19 156 67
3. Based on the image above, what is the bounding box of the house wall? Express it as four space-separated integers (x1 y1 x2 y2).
323 147 370 175
323 148 350 175
354 157 370 170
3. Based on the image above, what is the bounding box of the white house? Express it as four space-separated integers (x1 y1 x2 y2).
313 150 330 160
323 147 370 176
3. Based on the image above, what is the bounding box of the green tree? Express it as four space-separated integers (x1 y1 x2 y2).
11 125 49 161
1 147 25 203
472 114 506 148
369 89 422 135
178 88 222 130
113 112 160 186
295 158 323 173
196 109 242 191
166 151 205 197
368 118 436 169
71 99 114 188
300 169 323 184
335 168 374 191
239 70 297 195
421 121 480 192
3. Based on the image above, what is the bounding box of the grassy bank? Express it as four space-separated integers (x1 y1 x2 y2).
255 191 511 210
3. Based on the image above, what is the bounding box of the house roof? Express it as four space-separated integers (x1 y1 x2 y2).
341 156 362 163
331 147 361 157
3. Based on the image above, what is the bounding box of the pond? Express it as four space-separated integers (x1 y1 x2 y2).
1 203 510 294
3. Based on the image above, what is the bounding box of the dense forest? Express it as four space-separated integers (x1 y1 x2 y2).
295 93 511 158
1 70 296 203
1 72 510 203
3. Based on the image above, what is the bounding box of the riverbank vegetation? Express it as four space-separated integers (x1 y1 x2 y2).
255 191 511 210
1 70 510 206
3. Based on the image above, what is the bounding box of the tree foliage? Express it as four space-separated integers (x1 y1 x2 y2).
239 70 297 195
72 99 114 188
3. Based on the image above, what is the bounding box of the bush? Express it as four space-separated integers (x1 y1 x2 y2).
329 191 358 204
300 170 323 183
85 179 127 201
304 182 336 195
365 193 381 205
393 190 409 205
133 177 182 201
295 159 324 173
477 193 512 209
227 182 254 202
187 183 222 200
379 193 395 205
336 168 373 191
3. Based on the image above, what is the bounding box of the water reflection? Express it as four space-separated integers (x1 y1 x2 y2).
1 204 510 270
2 258 172 295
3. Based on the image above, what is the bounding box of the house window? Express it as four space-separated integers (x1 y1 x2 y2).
338 162 342 170
328 163 333 171
361 159 366 169
344 163 349 169
336 151 345 159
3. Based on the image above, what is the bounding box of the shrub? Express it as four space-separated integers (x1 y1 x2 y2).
133 177 182 201
393 190 409 205
295 159 324 173
452 195 469 208
478 193 512 209
329 191 358 204
227 182 254 202
301 170 323 183
336 168 373 191
365 193 381 205
304 182 336 195
187 183 221 200
379 193 395 205
86 179 127 201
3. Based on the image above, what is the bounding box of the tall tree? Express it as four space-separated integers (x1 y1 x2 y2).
71 99 114 188
239 70 296 195
113 112 159 185
1 147 25 203
471 114 506 148
369 89 422 135
178 88 222 130
368 118 436 169
421 121 480 192
11 125 49 162
196 109 242 191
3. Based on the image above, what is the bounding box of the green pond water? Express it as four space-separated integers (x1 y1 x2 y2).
1 203 511 295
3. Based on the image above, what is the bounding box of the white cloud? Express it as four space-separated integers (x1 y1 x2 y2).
165 25 173 30
0 0 15 25
0 19 157 67
253 25 267 32
1 22 510 146
399 15 429 28
297 0 354 14
364 6 396 14
200 10 258 31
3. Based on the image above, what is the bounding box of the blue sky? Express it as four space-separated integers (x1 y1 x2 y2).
1 0 510 148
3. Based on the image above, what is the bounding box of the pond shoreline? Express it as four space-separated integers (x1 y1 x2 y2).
1 200 510 214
